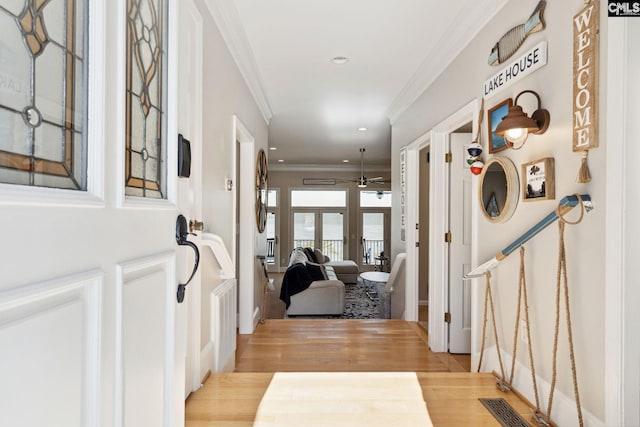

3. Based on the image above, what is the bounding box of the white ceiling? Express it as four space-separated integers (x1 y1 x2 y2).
206 0 509 170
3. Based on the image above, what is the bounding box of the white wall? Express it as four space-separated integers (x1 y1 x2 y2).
392 0 607 422
196 0 269 324
619 18 640 427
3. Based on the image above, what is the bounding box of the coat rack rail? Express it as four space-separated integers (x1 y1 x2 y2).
464 194 592 279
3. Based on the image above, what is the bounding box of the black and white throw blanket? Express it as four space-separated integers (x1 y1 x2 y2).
279 263 313 308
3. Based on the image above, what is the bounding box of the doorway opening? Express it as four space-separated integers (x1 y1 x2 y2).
405 99 478 362
417 146 430 331
234 116 256 334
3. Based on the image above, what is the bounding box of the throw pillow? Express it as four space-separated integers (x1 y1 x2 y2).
303 247 318 263
306 262 327 281
314 248 326 263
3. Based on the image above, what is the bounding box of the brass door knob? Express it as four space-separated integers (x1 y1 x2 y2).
189 220 204 233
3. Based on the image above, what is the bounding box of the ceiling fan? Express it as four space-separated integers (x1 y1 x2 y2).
303 148 390 187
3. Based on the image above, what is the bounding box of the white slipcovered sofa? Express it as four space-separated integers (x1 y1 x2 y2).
281 248 346 316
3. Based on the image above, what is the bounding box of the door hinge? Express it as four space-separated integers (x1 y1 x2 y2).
426 151 430 163
445 231 452 243
415 223 419 230
445 152 453 163
415 242 420 248
444 312 451 323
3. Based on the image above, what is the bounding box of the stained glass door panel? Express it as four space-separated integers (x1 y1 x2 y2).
0 0 88 190
125 0 167 199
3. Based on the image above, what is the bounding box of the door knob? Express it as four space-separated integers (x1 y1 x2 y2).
189 219 204 232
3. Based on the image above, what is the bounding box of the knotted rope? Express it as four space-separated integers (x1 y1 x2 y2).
477 271 507 390
475 195 587 427
547 195 585 426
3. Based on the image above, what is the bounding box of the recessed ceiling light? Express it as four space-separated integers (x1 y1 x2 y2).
358 127 368 131
343 160 349 163
278 159 284 163
269 147 277 151
331 56 349 64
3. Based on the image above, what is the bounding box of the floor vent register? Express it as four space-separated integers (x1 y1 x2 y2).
478 398 531 427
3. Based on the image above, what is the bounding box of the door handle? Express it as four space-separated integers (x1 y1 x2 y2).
176 214 200 303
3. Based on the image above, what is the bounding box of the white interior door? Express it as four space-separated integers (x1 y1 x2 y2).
448 133 473 353
177 0 203 398
0 2 185 426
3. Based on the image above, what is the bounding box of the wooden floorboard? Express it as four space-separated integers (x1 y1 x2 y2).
235 319 469 373
185 319 534 426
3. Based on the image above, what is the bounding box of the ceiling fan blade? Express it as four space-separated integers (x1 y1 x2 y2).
367 177 384 181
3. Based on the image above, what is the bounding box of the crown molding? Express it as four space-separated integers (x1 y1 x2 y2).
203 0 273 124
386 0 510 124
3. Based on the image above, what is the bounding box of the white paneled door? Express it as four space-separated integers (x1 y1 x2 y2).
448 133 473 354
0 1 193 426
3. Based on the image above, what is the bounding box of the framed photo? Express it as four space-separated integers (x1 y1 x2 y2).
522 157 555 202
487 98 512 153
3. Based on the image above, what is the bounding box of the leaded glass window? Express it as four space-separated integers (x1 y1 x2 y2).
0 0 88 190
125 0 167 199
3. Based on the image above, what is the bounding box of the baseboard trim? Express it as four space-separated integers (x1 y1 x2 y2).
478 346 604 427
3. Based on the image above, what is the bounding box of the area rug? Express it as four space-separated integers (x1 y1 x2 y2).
253 372 433 427
268 276 380 319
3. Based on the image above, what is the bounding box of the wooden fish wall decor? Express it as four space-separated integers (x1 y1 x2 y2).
488 0 547 66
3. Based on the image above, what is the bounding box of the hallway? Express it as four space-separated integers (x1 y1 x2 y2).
185 320 530 426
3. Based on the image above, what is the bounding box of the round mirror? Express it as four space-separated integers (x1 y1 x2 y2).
478 157 519 223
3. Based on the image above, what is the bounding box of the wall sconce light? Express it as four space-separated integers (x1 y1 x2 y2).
494 90 550 149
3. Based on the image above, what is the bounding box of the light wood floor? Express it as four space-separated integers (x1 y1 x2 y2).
185 319 534 426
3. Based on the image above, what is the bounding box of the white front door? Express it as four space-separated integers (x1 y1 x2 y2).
0 1 187 426
448 133 473 353
177 0 204 398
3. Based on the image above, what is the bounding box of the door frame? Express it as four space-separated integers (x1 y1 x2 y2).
604 17 639 426
405 99 479 353
233 116 256 334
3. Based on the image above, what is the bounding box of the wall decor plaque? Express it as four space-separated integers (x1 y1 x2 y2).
573 0 599 152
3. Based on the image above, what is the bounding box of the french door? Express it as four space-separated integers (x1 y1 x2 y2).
359 210 390 271
292 209 347 261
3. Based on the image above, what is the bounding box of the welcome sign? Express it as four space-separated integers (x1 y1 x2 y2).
573 0 599 151
483 41 548 99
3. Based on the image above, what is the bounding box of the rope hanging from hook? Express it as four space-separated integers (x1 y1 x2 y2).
477 271 508 392
475 195 587 427
547 195 585 426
